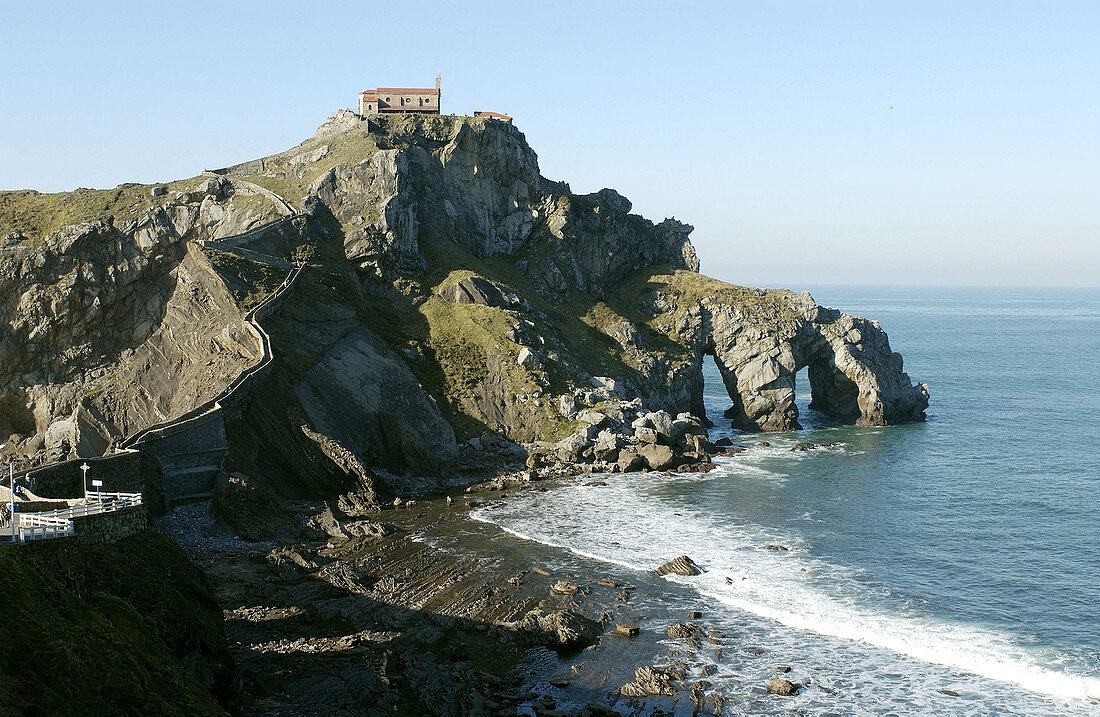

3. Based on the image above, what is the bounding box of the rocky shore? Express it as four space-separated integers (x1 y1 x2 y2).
2 110 931 714
155 441 829 716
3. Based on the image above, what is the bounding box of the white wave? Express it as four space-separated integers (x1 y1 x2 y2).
472 472 1100 706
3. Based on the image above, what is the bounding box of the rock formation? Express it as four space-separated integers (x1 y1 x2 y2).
0 178 283 468
1 110 928 501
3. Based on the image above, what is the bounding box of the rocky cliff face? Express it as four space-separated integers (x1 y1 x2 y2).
0 177 281 468
644 279 930 431
1 111 928 497
304 113 698 291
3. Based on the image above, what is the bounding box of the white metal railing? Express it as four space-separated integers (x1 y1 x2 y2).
9 492 143 543
25 492 143 522
18 523 74 541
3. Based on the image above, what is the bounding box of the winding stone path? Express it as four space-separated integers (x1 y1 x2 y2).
7 184 307 506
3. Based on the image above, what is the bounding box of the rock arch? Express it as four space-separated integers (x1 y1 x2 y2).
703 292 928 432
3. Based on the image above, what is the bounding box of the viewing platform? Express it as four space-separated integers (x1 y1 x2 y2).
1 492 145 545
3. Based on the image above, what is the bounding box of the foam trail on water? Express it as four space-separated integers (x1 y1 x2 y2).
471 471 1100 705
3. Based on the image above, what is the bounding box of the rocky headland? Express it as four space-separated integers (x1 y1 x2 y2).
0 110 929 714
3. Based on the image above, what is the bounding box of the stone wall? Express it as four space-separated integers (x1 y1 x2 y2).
72 504 147 544
148 408 227 504
24 450 145 500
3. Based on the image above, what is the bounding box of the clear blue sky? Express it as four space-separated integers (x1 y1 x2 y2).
3 1 1098 287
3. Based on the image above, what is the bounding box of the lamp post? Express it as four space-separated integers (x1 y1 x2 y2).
80 463 90 503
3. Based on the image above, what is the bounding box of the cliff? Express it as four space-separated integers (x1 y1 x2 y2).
0 111 928 499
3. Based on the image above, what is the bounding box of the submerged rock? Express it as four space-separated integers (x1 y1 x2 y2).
612 623 640 637
549 579 579 596
666 622 706 646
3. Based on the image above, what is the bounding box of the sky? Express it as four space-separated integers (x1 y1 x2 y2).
2 1 1098 287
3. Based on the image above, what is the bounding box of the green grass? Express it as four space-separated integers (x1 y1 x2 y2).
0 531 227 715
238 131 382 206
0 176 283 248
205 248 289 310
0 178 199 244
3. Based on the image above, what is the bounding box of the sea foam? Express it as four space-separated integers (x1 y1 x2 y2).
471 465 1100 712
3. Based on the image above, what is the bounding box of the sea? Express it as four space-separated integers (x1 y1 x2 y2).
469 286 1100 715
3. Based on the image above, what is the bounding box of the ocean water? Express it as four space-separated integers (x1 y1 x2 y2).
473 286 1100 715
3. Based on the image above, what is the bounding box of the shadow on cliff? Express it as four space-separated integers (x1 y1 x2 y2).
217 203 487 513
217 542 526 715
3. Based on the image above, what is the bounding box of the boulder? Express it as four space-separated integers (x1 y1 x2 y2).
517 347 542 370
619 666 677 698
645 410 674 438
637 443 675 470
554 433 590 463
510 608 600 649
766 677 799 696
550 579 578 596
616 449 644 472
634 426 658 444
558 394 577 417
438 275 521 309
577 410 607 427
666 622 706 646
590 376 617 393
655 555 703 576
671 416 704 438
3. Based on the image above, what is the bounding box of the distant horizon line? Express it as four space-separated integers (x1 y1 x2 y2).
725 281 1100 291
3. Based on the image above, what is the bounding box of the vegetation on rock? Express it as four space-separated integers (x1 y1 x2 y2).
0 530 230 714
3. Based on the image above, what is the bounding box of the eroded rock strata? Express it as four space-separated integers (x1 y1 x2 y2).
1 110 931 715
1 110 927 488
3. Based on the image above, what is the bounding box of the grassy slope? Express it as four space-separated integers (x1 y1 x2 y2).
614 267 802 333
0 531 227 715
0 179 197 244
0 178 280 248
236 130 381 206
205 248 289 311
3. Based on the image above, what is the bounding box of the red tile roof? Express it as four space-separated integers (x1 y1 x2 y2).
372 87 439 94
475 111 512 120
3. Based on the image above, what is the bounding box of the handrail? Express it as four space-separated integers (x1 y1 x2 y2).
21 493 142 523
10 492 143 543
18 524 74 541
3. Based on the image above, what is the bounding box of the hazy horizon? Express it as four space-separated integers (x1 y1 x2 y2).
3 1 1097 287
